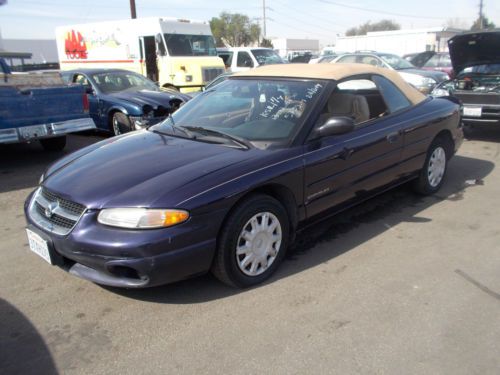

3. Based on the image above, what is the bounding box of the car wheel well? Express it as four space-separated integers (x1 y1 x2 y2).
217 185 299 246
162 83 178 91
434 130 454 159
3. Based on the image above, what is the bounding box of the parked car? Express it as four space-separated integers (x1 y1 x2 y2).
61 69 191 135
25 64 462 289
217 47 284 72
187 72 235 98
0 58 95 151
404 51 454 78
332 52 449 94
431 30 500 129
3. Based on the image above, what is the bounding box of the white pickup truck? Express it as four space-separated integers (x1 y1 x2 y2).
217 47 285 72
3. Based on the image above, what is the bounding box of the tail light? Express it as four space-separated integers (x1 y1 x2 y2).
82 93 89 113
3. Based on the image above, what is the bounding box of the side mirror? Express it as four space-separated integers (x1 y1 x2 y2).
313 116 355 139
245 60 254 68
84 85 94 95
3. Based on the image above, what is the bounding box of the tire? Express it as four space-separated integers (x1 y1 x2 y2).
413 137 449 195
40 136 66 152
111 112 132 136
212 194 290 288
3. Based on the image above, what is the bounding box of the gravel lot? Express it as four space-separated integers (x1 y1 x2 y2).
1 129 499 374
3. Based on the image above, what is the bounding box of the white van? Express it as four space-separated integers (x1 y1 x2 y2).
56 17 225 92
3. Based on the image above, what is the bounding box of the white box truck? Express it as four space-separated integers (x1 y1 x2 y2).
56 17 225 92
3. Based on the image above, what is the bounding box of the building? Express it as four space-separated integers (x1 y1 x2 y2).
271 38 320 60
335 27 464 56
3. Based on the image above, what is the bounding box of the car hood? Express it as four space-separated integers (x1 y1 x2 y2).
398 68 448 82
109 89 190 108
448 31 500 74
43 131 262 209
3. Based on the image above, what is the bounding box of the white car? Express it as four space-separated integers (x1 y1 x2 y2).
217 47 285 72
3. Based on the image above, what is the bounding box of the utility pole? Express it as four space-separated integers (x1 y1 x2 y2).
479 0 484 29
262 0 267 38
130 0 137 19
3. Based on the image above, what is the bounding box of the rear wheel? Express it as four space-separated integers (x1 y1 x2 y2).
111 112 132 136
413 137 449 195
212 194 290 288
40 136 66 152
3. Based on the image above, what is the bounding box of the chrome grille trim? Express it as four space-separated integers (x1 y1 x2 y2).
28 187 87 236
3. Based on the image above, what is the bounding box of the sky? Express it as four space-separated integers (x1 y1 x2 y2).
0 0 499 46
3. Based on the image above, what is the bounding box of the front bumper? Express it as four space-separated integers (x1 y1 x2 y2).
24 192 225 288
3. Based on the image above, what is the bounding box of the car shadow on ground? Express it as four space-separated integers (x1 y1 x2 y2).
0 298 58 375
106 153 495 304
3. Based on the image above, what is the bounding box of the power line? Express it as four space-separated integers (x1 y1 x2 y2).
272 0 350 29
268 7 344 34
316 0 447 20
268 18 337 40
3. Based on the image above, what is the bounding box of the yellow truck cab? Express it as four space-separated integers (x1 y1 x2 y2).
56 17 225 92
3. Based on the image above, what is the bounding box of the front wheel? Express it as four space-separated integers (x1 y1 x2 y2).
413 138 449 195
111 112 132 136
212 195 290 288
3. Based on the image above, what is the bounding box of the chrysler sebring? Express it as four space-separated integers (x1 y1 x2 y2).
25 64 463 288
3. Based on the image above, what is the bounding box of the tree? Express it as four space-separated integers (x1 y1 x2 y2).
470 16 496 31
210 12 262 47
345 20 400 36
260 38 274 48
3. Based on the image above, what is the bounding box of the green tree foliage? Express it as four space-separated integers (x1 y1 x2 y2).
470 16 496 31
210 12 262 47
345 20 400 36
260 38 274 48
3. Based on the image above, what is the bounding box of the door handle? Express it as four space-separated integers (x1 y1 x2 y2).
339 147 354 160
386 131 400 144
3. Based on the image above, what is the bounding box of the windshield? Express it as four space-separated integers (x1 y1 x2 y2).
164 34 217 56
251 49 284 65
379 53 415 70
460 64 500 75
151 78 326 147
91 72 159 94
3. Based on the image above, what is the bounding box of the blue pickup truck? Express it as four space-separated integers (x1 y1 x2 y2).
0 58 96 151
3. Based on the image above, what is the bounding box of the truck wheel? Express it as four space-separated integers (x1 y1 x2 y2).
40 136 66 152
212 194 290 288
112 112 132 136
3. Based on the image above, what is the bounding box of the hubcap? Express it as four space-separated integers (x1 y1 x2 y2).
236 212 282 277
113 117 121 135
427 146 446 187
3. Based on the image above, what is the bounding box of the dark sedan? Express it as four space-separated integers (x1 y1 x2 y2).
61 69 191 135
25 64 463 289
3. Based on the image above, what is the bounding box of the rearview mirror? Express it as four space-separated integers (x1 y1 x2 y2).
313 116 355 138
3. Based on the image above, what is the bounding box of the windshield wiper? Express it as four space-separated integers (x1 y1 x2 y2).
180 126 252 149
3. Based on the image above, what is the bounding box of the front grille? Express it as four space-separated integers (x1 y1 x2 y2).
454 92 500 105
202 67 225 83
29 187 86 236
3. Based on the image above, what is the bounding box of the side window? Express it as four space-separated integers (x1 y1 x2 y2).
438 54 451 68
372 75 411 113
237 52 254 68
74 74 89 85
336 55 357 64
360 55 382 67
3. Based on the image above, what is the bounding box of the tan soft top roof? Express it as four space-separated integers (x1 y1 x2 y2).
233 63 426 105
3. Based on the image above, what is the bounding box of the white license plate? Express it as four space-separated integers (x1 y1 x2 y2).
463 107 482 117
26 229 53 265
19 125 47 140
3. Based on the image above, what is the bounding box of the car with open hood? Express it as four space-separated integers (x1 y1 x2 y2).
25 64 463 289
431 30 500 128
61 69 191 135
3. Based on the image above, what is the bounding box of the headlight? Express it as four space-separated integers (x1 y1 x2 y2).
431 88 450 97
399 72 436 91
98 208 189 229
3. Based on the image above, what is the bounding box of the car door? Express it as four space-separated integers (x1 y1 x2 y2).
72 73 101 127
303 77 407 218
